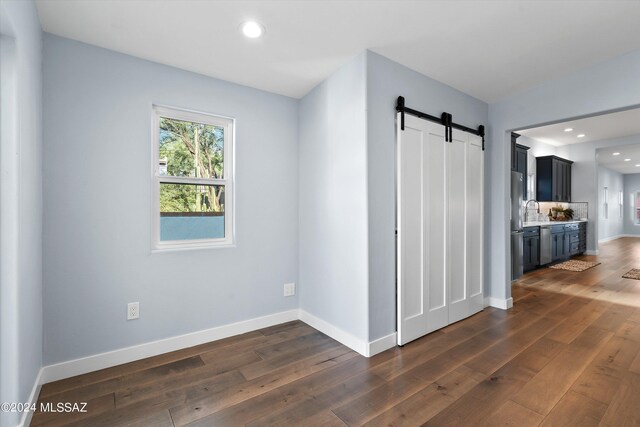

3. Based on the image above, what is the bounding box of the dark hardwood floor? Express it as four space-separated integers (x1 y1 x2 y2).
33 237 640 426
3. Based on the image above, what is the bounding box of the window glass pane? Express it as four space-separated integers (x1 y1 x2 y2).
160 183 225 241
159 117 224 179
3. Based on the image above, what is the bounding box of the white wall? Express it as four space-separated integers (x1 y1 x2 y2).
555 134 640 250
597 165 624 241
515 134 558 201
517 134 558 158
0 1 43 426
624 173 640 236
298 52 369 344
488 49 640 303
366 51 488 341
43 35 299 365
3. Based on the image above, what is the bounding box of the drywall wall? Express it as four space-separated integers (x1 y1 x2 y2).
366 51 488 341
515 134 557 201
624 173 640 235
518 135 558 158
0 1 43 426
556 134 640 249
298 52 369 343
597 165 624 241
43 34 299 365
488 49 640 303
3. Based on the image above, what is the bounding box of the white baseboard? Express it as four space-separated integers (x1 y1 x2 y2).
17 368 43 427
599 234 625 243
599 234 640 243
41 309 298 384
367 332 397 357
37 308 399 391
484 297 513 310
298 310 369 357
585 250 599 255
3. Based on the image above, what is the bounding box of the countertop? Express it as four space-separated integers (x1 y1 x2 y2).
523 219 588 227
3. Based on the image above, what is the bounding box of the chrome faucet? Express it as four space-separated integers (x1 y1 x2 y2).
525 200 540 213
525 200 540 222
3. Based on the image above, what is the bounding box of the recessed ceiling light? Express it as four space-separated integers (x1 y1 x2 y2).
241 21 264 38
636 164 640 167
613 152 621 155
624 158 631 162
577 134 585 138
564 128 573 132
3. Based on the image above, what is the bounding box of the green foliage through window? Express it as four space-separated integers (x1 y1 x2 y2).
159 117 225 213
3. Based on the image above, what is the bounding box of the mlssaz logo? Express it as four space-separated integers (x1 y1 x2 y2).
39 402 88 413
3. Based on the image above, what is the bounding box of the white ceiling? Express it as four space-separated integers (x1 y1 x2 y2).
35 0 640 101
597 142 640 174
517 108 640 147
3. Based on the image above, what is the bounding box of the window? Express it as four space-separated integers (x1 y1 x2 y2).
603 187 608 220
152 106 234 250
636 192 640 225
619 191 623 219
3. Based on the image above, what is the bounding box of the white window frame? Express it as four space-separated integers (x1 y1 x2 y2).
152 105 234 251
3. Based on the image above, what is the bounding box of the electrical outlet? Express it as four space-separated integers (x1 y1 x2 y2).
283 283 296 297
127 302 139 320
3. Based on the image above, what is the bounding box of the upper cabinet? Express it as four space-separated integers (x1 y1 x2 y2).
511 133 529 197
536 156 573 202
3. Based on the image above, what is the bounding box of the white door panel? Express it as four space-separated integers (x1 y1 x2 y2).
467 135 485 314
397 114 447 345
448 130 469 323
397 113 484 345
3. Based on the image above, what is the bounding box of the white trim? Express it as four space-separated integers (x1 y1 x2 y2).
484 296 513 310
585 249 600 255
599 234 625 243
367 333 397 356
17 368 43 427
41 310 298 384
37 309 399 389
298 310 369 357
599 234 640 243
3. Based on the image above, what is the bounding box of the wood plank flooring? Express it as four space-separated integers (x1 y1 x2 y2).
32 237 640 426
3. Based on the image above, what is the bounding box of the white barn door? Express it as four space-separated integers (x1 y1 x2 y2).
397 114 483 346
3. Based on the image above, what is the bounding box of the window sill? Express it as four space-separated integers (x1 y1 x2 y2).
152 243 236 254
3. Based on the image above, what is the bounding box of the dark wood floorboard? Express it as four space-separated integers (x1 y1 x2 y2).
32 237 640 426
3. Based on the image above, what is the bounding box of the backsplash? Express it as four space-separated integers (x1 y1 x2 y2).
526 201 588 222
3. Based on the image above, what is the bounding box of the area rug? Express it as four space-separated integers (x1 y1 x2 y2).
622 269 640 280
549 260 601 272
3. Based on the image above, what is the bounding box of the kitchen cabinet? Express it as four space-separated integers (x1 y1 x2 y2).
511 133 519 171
536 156 573 202
523 227 540 272
533 222 587 269
549 223 586 262
565 223 580 256
511 133 529 199
551 225 567 261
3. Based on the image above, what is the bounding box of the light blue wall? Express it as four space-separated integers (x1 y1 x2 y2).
597 165 624 241
366 51 488 341
511 135 558 202
556 134 640 250
43 35 299 365
517 135 558 158
624 173 640 235
0 1 42 426
298 52 369 343
488 49 640 303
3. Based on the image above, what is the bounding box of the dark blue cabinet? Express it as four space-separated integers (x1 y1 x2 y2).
537 156 573 202
523 227 540 272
